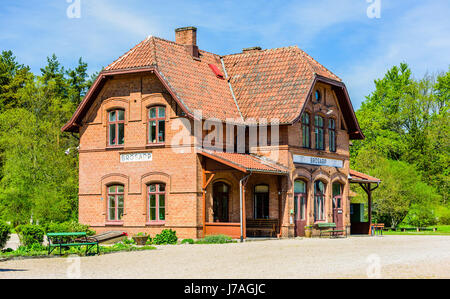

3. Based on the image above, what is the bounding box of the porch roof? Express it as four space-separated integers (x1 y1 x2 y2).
349 169 381 184
199 150 289 175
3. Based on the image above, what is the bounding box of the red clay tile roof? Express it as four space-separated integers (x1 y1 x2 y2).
199 150 288 174
349 169 381 183
62 34 363 139
105 37 242 121
222 46 340 123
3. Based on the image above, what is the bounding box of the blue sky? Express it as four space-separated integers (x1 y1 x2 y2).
1 0 449 109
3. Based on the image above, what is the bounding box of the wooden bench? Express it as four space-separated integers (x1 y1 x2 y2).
315 223 345 238
246 219 278 237
47 232 99 255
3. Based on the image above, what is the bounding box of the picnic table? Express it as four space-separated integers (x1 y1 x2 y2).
47 232 99 255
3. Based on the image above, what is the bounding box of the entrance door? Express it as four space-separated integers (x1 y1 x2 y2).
294 180 307 237
294 193 307 236
213 182 229 222
333 196 343 229
332 182 344 231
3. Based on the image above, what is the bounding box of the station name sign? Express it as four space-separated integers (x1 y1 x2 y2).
120 152 152 163
293 154 343 168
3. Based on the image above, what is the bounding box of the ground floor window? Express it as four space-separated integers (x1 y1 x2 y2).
213 182 229 222
108 185 124 221
148 183 166 223
314 180 325 221
254 184 269 219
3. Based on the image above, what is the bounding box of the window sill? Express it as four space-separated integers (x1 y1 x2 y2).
146 143 165 148
106 146 124 150
105 221 124 226
146 222 165 226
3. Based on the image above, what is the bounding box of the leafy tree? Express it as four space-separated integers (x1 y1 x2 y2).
0 50 33 111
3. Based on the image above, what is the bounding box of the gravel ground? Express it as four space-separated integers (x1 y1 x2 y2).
1 235 449 279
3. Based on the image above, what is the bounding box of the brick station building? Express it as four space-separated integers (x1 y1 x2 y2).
62 27 379 239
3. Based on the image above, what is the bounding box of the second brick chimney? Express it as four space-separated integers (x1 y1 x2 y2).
175 26 199 59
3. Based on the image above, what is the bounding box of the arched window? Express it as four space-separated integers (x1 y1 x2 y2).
108 109 125 146
148 106 166 144
332 182 342 209
315 90 322 102
108 185 124 221
213 182 230 222
148 183 166 223
294 180 307 221
302 112 310 148
329 118 336 152
254 184 269 219
314 181 325 221
314 115 324 150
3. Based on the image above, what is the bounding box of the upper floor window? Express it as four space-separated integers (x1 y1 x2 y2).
148 106 166 144
329 118 336 152
108 185 124 221
302 112 310 148
314 115 324 150
148 183 166 223
108 109 125 146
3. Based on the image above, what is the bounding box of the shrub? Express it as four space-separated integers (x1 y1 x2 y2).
153 229 178 245
122 237 136 245
45 221 95 236
16 224 45 246
145 238 153 245
403 203 438 227
0 221 11 249
195 234 232 244
181 238 194 244
436 205 450 225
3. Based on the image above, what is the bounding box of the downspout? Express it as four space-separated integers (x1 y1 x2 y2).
240 171 252 242
220 57 244 122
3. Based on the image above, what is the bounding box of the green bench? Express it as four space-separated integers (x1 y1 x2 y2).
315 223 345 238
47 232 99 255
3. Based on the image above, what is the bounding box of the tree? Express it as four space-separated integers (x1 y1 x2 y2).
353 150 441 228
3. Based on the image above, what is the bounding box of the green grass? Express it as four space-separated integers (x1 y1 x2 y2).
383 225 450 236
0 242 156 259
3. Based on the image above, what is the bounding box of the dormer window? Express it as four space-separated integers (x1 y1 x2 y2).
148 106 166 144
108 109 125 146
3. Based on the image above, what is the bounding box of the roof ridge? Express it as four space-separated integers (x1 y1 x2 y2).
223 45 298 58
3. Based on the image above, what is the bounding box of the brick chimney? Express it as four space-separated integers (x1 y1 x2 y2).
175 26 197 45
175 26 199 58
